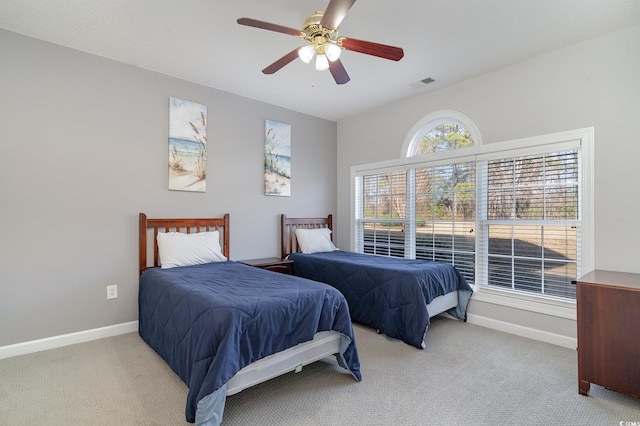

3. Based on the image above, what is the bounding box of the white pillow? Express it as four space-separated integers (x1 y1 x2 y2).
295 228 338 254
157 231 227 268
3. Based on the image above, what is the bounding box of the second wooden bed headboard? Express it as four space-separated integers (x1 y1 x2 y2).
280 214 332 260
139 213 230 275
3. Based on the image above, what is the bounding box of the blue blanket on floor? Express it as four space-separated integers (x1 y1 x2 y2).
139 261 361 424
289 250 473 348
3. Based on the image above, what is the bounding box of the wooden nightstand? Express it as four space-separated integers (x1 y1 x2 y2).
238 257 293 275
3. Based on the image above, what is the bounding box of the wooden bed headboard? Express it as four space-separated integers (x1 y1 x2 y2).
280 214 332 260
139 213 230 275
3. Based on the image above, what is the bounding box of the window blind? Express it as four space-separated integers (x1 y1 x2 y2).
477 150 579 299
355 171 407 257
414 161 476 284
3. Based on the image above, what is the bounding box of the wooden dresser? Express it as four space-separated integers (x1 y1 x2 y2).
577 270 640 398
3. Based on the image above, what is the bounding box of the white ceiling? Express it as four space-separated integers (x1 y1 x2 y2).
2 0 639 121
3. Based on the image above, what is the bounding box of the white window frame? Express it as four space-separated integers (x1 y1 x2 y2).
351 126 594 320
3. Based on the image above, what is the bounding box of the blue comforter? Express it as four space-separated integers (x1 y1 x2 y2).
139 261 361 424
289 250 473 349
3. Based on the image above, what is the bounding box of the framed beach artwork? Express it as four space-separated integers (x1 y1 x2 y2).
168 97 207 192
264 120 291 196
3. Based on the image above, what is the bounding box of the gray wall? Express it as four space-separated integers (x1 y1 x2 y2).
336 25 640 341
0 29 337 347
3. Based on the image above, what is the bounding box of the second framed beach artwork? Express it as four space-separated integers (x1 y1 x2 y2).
264 120 291 196
168 97 207 192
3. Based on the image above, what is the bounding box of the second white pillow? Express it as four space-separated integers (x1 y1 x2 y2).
295 228 338 254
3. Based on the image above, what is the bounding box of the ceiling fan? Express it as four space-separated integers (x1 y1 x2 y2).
237 0 404 85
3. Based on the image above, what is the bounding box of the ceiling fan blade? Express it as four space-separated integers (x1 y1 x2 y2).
262 49 300 74
237 17 302 37
320 0 357 30
329 59 350 84
342 37 404 61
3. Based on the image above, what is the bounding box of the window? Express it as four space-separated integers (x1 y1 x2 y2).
415 161 476 283
405 109 480 157
355 170 407 258
352 111 593 304
478 150 579 299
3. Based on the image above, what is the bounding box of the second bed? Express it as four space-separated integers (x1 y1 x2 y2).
281 214 473 349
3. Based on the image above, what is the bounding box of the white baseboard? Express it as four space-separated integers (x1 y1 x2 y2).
0 321 139 360
0 316 576 360
466 313 577 350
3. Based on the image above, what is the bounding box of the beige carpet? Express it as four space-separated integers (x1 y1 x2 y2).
1 317 639 425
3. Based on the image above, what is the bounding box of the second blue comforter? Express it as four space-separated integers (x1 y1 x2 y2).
289 250 472 348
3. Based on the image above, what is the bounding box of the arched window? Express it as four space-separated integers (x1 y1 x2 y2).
402 110 481 158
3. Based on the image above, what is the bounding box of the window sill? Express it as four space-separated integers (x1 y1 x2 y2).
470 286 576 320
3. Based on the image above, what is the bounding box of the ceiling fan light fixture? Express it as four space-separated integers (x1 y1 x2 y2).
315 54 329 71
298 44 316 64
324 42 341 62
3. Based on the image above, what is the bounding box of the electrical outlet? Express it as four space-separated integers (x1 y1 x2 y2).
106 285 118 300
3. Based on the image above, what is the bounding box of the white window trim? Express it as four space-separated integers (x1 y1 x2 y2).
351 126 594 319
470 285 578 320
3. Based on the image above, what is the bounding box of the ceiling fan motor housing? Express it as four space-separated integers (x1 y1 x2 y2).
302 11 325 34
301 11 340 44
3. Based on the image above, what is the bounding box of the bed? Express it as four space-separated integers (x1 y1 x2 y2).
281 214 473 349
138 213 361 426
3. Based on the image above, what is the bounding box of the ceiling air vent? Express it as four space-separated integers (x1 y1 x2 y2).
410 77 435 89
